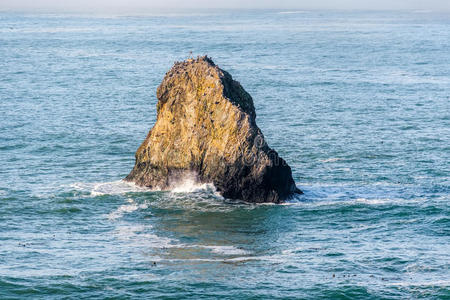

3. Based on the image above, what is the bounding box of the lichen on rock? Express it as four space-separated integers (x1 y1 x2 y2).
125 56 302 203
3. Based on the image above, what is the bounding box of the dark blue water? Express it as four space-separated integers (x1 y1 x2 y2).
0 10 449 299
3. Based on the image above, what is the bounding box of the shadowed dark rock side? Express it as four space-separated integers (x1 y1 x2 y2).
126 56 302 203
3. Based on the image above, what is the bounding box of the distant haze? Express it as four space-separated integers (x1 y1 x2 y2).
1 0 449 12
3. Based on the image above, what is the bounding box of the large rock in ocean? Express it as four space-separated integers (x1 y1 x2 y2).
126 56 301 203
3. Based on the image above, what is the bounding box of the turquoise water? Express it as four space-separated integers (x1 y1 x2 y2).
1 10 449 299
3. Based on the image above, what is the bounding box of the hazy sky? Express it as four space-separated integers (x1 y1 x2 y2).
1 0 449 12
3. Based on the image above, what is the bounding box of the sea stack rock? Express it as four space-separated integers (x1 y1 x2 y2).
126 56 301 203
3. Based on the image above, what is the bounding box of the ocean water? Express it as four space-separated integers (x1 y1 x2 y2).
1 9 449 299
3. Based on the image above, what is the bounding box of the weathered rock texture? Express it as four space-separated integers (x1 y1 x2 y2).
126 56 301 203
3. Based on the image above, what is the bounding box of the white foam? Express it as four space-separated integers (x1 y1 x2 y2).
355 198 391 205
169 173 217 194
404 263 437 273
71 176 220 199
150 255 281 263
388 280 450 287
223 255 281 262
288 195 425 208
281 247 304 255
112 224 253 257
107 198 149 220
70 180 147 196
113 224 176 248
171 179 215 193
320 158 343 163
200 245 250 255
109 220 252 256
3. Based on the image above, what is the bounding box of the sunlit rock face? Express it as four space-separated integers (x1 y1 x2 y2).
126 56 301 203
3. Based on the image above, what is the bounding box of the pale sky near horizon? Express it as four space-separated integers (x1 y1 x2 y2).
0 0 449 12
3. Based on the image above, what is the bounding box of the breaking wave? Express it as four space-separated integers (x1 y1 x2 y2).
170 176 217 194
70 180 147 196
